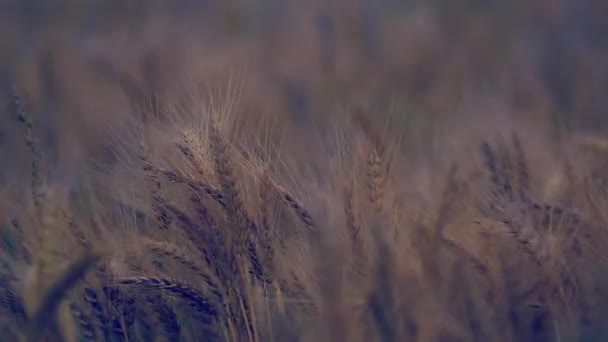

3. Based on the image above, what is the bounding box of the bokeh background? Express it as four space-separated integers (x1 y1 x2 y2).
1 0 608 191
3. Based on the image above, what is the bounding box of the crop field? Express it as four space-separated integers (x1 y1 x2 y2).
1 1 608 341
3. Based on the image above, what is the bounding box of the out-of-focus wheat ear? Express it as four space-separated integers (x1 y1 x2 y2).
501 218 543 266
511 133 530 201
26 253 100 342
265 172 315 229
63 211 91 249
480 140 513 215
367 147 386 212
353 108 388 212
69 303 97 341
0 280 28 328
9 218 32 264
116 277 219 325
143 165 174 231
343 180 361 252
481 141 501 191
144 239 224 305
496 140 515 202
11 84 48 210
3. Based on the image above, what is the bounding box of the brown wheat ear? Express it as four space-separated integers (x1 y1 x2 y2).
353 108 387 212
265 171 315 229
208 118 255 247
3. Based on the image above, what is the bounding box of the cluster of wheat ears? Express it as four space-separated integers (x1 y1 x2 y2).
1 83 608 342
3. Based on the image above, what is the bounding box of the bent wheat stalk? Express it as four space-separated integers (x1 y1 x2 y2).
26 253 101 342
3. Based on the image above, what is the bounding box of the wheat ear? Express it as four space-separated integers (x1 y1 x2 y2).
144 240 224 304
116 277 218 320
265 172 315 228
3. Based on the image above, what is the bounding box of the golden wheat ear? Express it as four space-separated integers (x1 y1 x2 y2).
353 108 388 212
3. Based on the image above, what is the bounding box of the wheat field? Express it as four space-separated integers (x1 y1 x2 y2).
2 1 608 342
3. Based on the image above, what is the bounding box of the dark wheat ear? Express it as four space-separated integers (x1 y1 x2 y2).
144 239 224 305
115 277 219 322
12 84 47 210
481 141 501 192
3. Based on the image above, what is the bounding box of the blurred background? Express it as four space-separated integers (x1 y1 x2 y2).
1 0 608 189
